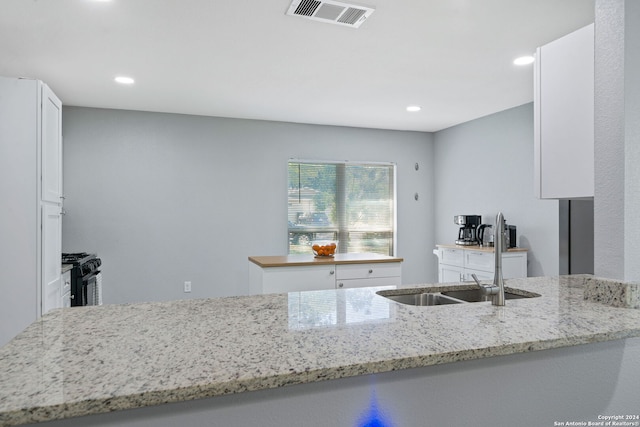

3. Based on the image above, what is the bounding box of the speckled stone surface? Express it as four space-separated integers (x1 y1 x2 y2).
582 275 640 308
1 275 640 426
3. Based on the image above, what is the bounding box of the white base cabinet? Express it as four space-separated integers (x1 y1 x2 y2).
434 246 527 283
249 264 337 294
42 203 63 314
249 255 402 294
62 269 71 308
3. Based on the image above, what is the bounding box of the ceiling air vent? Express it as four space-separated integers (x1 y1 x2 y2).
286 0 375 29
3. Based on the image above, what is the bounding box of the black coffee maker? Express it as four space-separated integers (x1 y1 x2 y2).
454 215 482 245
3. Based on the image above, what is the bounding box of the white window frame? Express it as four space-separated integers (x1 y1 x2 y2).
288 159 397 256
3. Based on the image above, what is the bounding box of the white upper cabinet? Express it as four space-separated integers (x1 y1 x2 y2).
534 24 594 199
41 84 63 203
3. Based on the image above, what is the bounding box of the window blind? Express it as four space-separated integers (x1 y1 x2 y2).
287 160 396 256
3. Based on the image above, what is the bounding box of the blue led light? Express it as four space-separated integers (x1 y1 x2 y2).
356 391 394 427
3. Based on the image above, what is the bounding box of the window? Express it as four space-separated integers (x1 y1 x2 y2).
288 160 396 256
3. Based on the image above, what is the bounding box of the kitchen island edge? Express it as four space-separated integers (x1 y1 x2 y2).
1 275 640 426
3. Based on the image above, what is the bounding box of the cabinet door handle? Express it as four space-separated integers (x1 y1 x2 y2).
338 283 344 288
368 269 373 274
330 270 335 275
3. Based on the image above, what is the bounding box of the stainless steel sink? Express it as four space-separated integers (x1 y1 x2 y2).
441 289 539 302
378 287 540 306
381 293 463 306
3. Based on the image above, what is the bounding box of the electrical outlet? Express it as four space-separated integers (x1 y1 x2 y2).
184 281 192 293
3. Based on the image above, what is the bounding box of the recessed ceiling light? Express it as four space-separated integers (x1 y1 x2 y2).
513 56 535 66
114 76 134 85
406 105 421 112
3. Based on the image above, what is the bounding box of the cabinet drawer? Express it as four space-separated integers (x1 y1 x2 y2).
337 276 401 289
440 248 464 267
261 265 336 294
62 271 71 294
465 251 493 272
463 269 493 282
62 292 71 308
336 263 401 280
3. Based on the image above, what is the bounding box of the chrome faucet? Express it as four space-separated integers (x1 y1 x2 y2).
472 212 506 306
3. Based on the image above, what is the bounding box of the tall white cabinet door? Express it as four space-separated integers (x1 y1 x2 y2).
41 83 63 204
42 204 62 314
0 77 63 347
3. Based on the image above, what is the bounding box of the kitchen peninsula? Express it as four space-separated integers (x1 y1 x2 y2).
1 275 639 427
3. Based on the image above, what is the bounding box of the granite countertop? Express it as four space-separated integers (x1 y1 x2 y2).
1 275 640 426
248 253 403 267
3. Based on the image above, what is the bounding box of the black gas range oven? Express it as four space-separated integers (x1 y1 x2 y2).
62 253 102 306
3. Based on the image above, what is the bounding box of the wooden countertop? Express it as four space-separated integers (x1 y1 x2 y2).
248 253 403 268
436 244 528 253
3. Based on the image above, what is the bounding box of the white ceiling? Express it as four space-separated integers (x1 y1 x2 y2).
0 0 594 132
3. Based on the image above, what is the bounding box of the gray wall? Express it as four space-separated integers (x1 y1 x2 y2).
594 0 626 279
62 107 434 304
594 0 640 280
62 101 563 304
433 103 560 277
627 0 640 280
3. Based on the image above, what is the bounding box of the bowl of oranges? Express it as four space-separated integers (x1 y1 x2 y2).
312 241 337 257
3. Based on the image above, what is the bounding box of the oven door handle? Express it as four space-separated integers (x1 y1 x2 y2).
82 270 100 280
